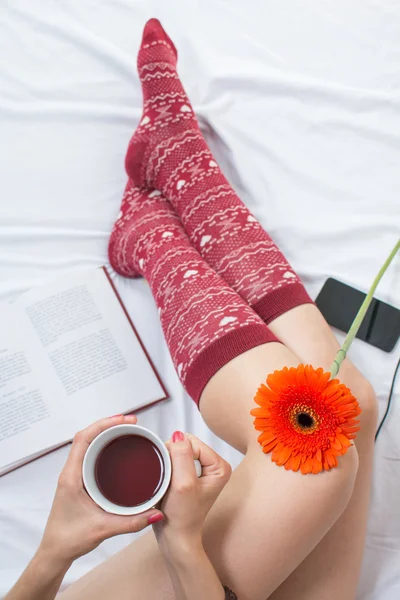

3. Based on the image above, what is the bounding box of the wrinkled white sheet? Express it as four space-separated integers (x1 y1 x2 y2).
0 1 399 598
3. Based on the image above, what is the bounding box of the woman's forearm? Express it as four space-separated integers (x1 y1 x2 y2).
5 544 71 600
158 533 225 600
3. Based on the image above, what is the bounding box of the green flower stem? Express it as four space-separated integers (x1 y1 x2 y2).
330 239 400 379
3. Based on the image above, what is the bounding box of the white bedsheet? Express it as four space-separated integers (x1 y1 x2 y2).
0 1 399 598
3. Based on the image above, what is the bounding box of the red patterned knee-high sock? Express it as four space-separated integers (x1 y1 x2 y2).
108 180 277 403
125 19 313 325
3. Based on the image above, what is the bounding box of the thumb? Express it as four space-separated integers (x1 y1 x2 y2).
168 433 197 488
105 509 164 537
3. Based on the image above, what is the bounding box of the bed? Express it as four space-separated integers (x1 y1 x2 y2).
0 1 399 598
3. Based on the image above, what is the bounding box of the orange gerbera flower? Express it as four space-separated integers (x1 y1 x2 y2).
250 364 361 474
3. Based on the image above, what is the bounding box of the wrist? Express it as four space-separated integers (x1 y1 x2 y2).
36 541 73 574
156 528 204 562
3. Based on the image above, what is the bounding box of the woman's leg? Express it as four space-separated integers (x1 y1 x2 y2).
123 20 376 598
264 305 377 600
61 20 370 598
59 186 358 600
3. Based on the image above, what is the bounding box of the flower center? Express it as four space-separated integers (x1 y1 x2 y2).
289 404 320 434
297 413 314 428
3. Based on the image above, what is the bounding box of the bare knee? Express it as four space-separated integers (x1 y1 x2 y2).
330 446 359 516
251 442 359 529
294 446 359 537
343 368 378 445
359 379 378 434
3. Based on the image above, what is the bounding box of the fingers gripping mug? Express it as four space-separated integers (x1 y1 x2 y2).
82 424 201 515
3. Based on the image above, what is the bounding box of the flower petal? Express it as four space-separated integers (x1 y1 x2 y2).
290 453 302 472
312 457 323 474
300 458 313 475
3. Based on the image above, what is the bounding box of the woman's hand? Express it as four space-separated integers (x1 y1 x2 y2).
154 432 232 600
157 431 232 541
40 415 163 565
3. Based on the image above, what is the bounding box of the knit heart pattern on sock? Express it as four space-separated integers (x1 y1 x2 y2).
125 19 312 324
108 180 276 400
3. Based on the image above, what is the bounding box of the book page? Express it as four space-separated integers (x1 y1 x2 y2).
16 269 166 435
0 305 71 472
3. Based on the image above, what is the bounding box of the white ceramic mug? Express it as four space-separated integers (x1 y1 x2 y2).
82 424 201 516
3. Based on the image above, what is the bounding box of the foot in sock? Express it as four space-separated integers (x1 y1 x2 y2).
125 19 312 324
125 18 200 188
108 181 175 278
108 179 277 402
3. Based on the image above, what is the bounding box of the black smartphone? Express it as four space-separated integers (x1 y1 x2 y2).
315 278 400 352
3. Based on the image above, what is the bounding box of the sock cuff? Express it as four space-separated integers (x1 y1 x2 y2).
184 323 279 405
252 283 313 325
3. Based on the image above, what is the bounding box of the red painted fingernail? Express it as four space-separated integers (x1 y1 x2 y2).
172 431 184 443
148 513 164 525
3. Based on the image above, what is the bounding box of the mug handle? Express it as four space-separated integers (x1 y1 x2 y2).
194 459 202 478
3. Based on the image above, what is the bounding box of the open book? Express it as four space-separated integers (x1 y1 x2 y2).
0 268 167 475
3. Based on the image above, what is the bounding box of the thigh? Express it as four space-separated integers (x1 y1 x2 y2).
199 341 294 452
268 446 373 600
